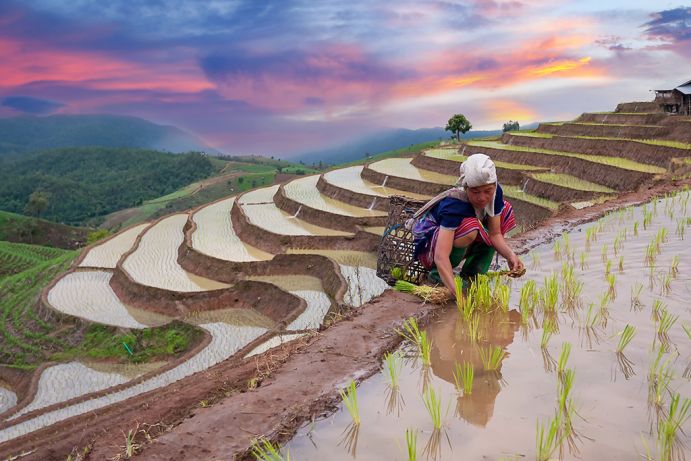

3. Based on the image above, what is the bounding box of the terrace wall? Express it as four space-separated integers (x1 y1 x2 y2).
178 222 347 307
110 266 304 324
665 119 691 143
410 154 528 185
316 176 390 212
273 185 387 232
615 102 658 113
230 199 379 254
503 197 554 228
361 165 448 196
537 123 668 139
502 133 686 168
522 177 598 202
576 113 667 125
466 145 654 191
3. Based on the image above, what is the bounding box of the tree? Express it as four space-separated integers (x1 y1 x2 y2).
503 120 520 132
445 114 472 141
24 191 50 218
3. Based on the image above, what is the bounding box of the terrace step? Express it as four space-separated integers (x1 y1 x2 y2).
536 121 668 139
411 147 549 185
317 165 429 212
614 101 659 113
502 132 690 168
275 175 387 232
78 223 149 269
233 186 378 253
523 172 614 202
121 214 231 292
575 112 668 125
464 140 661 191
363 157 557 224
190 197 273 263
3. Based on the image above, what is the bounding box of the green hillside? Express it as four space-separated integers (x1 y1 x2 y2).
0 114 214 157
0 147 215 225
0 210 87 249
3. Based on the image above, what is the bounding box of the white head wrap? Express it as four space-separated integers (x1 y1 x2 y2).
457 153 498 188
456 153 499 218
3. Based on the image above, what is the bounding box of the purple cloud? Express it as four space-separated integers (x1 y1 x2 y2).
1 95 64 114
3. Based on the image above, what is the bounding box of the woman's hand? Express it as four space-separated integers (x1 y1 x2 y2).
507 252 524 272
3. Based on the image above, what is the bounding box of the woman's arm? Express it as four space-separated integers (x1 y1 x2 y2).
488 215 524 271
433 228 458 297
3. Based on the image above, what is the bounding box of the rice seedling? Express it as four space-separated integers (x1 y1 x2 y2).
419 331 432 367
657 393 690 461
394 280 451 304
633 221 639 237
598 292 611 324
339 380 361 425
647 346 675 409
519 280 538 318
530 252 541 269
644 242 657 267
383 351 403 389
422 387 444 430
553 240 562 260
557 342 571 374
601 244 608 263
630 283 643 311
651 299 666 322
536 413 562 461
398 317 423 348
656 308 678 339
683 322 691 340
604 259 612 276
466 313 481 343
606 273 616 298
405 428 418 461
643 209 653 230
251 437 291 461
676 218 685 240
493 283 510 312
479 345 505 371
454 275 466 316
660 273 672 295
579 303 602 348
613 236 621 255
541 318 556 349
618 255 624 272
616 324 636 353
541 274 559 313
579 251 588 270
669 255 679 277
557 368 575 416
452 361 474 395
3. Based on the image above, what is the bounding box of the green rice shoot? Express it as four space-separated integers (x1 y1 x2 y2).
453 361 474 395
422 387 444 430
616 324 636 353
251 436 291 461
339 380 361 425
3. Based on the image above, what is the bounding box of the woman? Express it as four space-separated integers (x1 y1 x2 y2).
412 153 524 298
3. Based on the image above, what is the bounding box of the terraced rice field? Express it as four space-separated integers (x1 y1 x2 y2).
502 185 560 211
122 214 230 291
47 270 167 328
530 173 615 193
424 148 546 170
323 166 429 200
191 197 273 262
368 158 457 184
78 224 149 268
467 140 667 173
284 175 386 217
0 387 16 414
0 322 266 443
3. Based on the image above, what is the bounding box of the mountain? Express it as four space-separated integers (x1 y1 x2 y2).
291 127 505 165
0 114 216 157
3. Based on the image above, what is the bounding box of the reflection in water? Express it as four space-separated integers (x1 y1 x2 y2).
427 309 520 427
337 422 360 458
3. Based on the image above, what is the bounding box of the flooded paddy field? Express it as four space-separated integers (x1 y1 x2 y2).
286 192 690 460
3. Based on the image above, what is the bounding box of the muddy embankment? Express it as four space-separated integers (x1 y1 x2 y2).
410 154 537 186
1 176 687 461
501 133 689 168
316 175 390 212
466 144 655 191
521 177 599 202
575 112 667 125
230 198 379 254
536 122 668 139
614 101 658 113
272 183 387 232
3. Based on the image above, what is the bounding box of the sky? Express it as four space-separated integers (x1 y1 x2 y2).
0 1 689 156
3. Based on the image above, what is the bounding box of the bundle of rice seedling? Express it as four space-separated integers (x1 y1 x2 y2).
394 280 451 304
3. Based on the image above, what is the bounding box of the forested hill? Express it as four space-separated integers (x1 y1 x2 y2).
0 114 215 157
0 147 214 225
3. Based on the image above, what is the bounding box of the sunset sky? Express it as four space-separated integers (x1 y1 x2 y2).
1 1 689 156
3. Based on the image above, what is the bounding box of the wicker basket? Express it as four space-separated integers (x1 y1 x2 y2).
376 195 429 286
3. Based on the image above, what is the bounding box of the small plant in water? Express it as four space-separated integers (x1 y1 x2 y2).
618 255 624 272
557 342 571 375
453 361 474 395
339 380 361 425
606 273 616 298
656 308 678 339
383 351 403 389
405 428 418 461
616 324 636 353
251 437 291 461
422 387 444 430
541 274 559 312
536 413 562 461
541 318 556 349
669 255 679 277
657 393 690 461
630 282 644 311
479 345 505 371
579 251 588 270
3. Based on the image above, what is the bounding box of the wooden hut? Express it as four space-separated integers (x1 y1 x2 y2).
654 79 691 115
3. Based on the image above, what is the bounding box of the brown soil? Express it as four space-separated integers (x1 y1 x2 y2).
1 177 688 461
1 216 87 250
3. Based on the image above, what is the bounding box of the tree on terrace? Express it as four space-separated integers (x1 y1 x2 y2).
445 114 472 141
503 120 520 132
